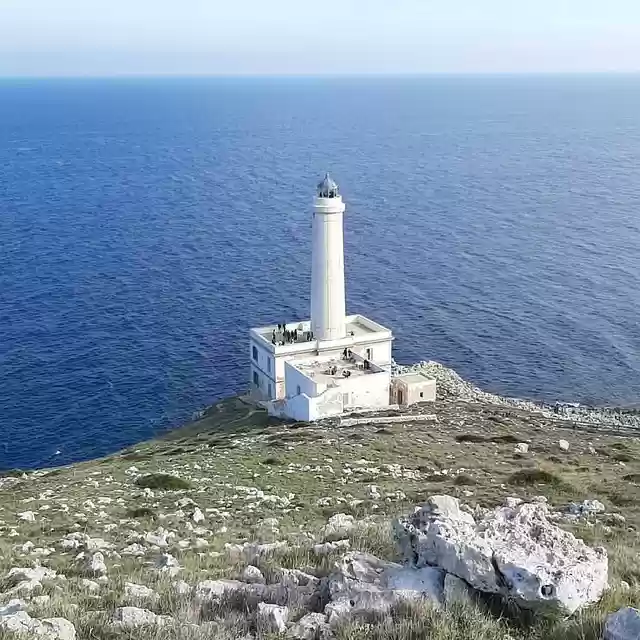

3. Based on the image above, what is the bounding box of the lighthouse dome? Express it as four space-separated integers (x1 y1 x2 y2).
317 173 339 198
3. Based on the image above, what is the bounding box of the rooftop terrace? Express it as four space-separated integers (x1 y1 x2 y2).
292 353 383 387
250 314 392 351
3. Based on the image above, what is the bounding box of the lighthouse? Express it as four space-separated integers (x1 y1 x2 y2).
248 173 435 421
310 174 347 342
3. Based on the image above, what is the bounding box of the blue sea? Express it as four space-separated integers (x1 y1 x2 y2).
1 76 640 470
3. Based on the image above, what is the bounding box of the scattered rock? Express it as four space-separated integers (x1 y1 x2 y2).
86 552 107 576
241 565 266 584
567 500 606 516
314 540 350 555
18 511 36 522
155 553 181 576
192 507 205 523
559 439 570 452
0 600 28 617
80 579 100 593
124 582 158 601
172 580 191 595
0 611 76 640
515 443 529 454
321 514 356 540
113 607 170 629
603 607 640 640
194 579 244 602
257 603 289 634
287 613 330 639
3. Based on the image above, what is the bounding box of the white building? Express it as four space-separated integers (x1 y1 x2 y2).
249 174 434 421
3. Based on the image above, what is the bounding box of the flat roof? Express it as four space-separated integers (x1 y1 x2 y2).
395 372 435 385
292 356 379 386
250 314 393 353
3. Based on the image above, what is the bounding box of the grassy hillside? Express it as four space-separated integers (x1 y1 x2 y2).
1 391 640 639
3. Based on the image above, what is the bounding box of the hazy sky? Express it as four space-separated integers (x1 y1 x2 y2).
1 0 639 76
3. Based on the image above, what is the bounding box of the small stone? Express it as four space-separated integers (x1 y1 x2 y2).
241 565 265 584
0 600 28 617
193 579 244 602
515 443 529 454
124 582 158 601
113 607 167 629
287 612 329 639
603 607 640 640
155 553 181 576
257 603 289 634
18 511 36 522
192 507 205 523
87 552 107 575
172 580 191 595
558 439 570 452
80 579 100 593
314 540 350 555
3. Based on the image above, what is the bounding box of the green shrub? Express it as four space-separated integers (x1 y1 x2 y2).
508 468 563 486
134 474 192 490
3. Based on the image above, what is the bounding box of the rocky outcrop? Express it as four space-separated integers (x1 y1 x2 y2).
394 495 608 614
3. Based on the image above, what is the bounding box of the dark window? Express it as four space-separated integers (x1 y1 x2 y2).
253 371 259 387
252 346 258 361
420 392 424 398
296 385 301 395
268 383 272 397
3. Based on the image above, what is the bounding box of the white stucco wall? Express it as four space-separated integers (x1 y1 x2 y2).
337 369 390 411
284 361 318 399
392 376 437 405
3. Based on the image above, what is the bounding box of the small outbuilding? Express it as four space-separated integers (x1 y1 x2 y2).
391 372 436 406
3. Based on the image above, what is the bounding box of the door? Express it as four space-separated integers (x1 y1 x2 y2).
398 389 404 405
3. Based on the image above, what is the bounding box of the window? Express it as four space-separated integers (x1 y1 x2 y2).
366 348 372 360
420 392 424 398
268 383 272 398
296 385 301 396
253 371 259 387
252 346 258 361
267 358 271 373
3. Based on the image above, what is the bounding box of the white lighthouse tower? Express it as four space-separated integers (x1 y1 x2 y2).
310 174 347 342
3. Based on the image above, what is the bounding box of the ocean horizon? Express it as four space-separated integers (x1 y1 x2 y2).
1 74 640 470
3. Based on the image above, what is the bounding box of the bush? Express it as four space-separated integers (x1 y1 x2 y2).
135 474 192 490
126 506 157 519
507 468 563 486
454 474 477 486
456 434 486 444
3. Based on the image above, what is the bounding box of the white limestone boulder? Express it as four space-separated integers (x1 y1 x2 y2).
325 551 444 625
394 495 608 614
603 607 640 640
